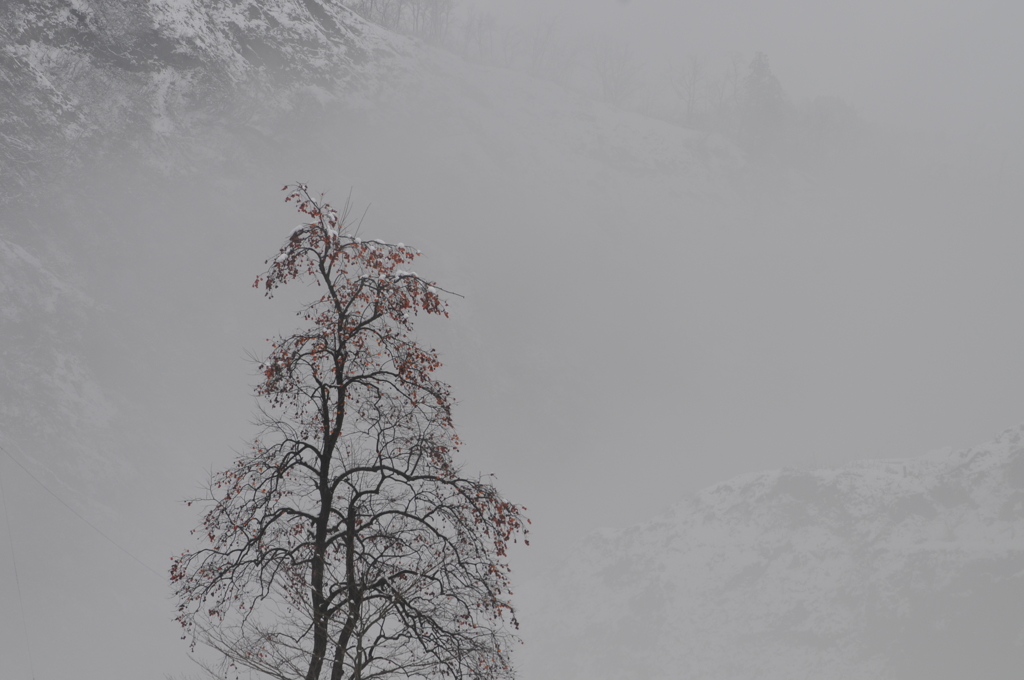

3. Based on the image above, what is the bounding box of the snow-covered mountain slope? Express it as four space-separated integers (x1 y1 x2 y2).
0 0 411 198
0 0 421 469
524 426 1024 680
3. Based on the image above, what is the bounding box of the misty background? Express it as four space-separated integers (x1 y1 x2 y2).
1 0 1023 677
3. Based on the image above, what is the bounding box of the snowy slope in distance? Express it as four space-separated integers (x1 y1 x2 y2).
523 426 1024 680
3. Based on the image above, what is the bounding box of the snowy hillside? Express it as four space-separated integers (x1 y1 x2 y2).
526 426 1024 680
0 0 408 508
0 0 412 198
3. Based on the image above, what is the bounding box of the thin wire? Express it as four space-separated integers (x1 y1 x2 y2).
0 444 164 580
0 456 37 679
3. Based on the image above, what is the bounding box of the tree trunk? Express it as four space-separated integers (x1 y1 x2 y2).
306 426 337 680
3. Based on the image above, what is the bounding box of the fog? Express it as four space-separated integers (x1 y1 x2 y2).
482 0 1024 136
1 1 1023 678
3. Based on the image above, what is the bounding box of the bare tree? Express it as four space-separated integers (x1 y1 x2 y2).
739 52 793 156
172 186 528 680
347 0 406 31
525 22 579 88
527 21 557 79
674 55 705 127
350 0 454 45
496 25 523 69
407 0 454 45
460 9 495 63
591 38 643 106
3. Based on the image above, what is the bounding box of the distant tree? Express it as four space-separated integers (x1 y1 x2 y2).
459 11 522 69
527 21 557 78
496 25 524 69
461 10 496 63
527 22 579 88
347 0 404 31
591 38 643 106
673 55 706 127
407 0 455 45
739 52 792 157
171 186 528 680
703 52 744 134
348 0 454 45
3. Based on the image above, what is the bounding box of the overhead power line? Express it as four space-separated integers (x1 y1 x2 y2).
0 443 164 580
0 456 37 679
